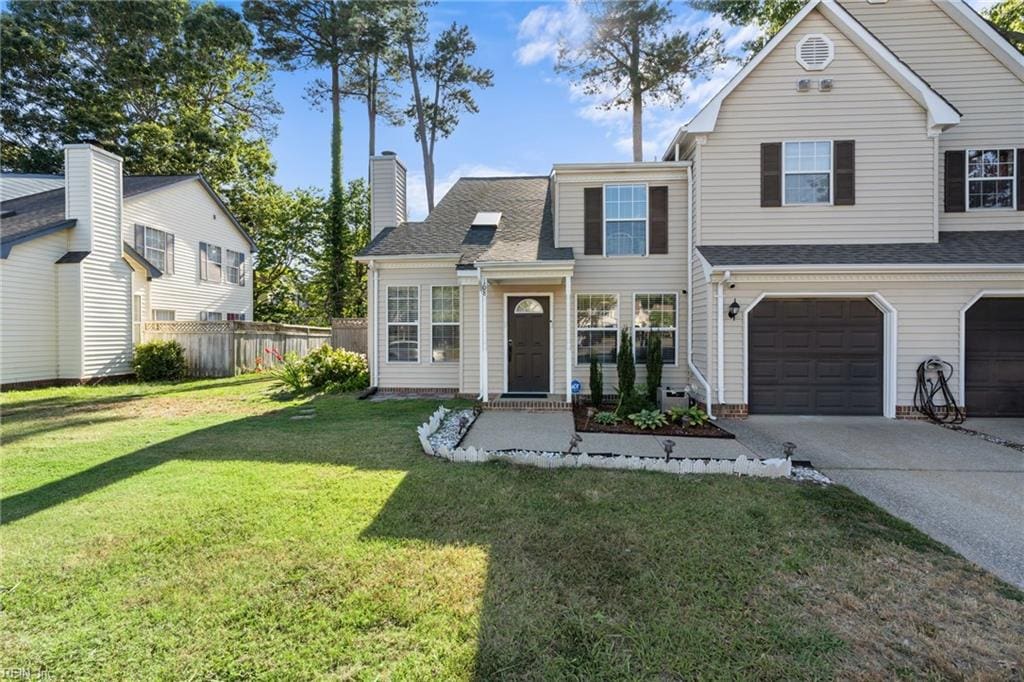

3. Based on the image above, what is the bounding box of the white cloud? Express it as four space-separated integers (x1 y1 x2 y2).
514 1 588 66
406 164 541 221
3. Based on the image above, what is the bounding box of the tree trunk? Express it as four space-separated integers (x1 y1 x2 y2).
368 55 378 158
328 59 346 318
405 33 434 212
630 25 643 162
631 93 643 162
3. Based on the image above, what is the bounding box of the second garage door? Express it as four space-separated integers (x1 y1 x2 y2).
965 297 1024 417
749 298 883 415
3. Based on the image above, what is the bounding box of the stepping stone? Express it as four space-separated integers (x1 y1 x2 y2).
290 414 315 420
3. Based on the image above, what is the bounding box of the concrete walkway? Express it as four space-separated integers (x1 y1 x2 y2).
962 418 1024 445
462 411 757 460
723 415 1024 588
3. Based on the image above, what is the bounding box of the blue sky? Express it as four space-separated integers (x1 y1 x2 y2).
251 0 995 220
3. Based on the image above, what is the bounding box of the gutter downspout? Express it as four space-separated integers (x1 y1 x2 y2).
716 272 730 406
565 274 573 403
686 165 714 419
478 273 488 401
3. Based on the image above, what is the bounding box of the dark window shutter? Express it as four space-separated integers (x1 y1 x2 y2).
583 187 603 255
833 140 855 205
165 233 174 275
648 186 668 254
1017 149 1023 211
761 143 782 207
944 150 966 213
134 224 145 252
199 242 208 280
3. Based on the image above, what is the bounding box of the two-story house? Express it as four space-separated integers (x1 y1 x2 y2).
358 0 1023 418
1 142 255 387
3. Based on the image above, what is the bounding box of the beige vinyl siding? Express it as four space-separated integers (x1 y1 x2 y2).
555 171 690 393
699 10 936 245
374 264 460 389
690 251 709 382
461 283 479 394
719 274 1024 409
0 231 67 383
1 175 64 201
369 156 406 239
56 257 83 379
123 180 253 321
841 0 1024 231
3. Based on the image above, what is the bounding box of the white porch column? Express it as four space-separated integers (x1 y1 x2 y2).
564 274 573 403
478 274 489 401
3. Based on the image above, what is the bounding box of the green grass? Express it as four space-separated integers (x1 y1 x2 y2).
2 376 1022 680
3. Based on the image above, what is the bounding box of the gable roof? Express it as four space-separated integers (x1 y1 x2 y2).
662 0 961 159
357 176 574 266
0 174 255 257
934 0 1024 80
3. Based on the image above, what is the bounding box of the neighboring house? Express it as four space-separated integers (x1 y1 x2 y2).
357 0 1023 418
1 142 254 387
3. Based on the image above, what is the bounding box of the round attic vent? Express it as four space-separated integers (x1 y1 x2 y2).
796 34 834 71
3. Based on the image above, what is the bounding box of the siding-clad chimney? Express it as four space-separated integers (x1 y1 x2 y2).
370 151 407 239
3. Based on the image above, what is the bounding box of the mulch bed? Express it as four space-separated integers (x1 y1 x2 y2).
572 402 735 439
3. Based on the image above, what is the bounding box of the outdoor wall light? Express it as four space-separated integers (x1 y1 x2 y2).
728 299 741 320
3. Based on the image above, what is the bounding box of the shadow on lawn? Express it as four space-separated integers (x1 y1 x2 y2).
1 393 978 678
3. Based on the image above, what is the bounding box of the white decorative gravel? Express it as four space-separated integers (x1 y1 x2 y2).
791 465 832 485
428 409 477 452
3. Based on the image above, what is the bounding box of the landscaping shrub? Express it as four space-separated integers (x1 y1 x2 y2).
616 327 635 398
667 405 711 428
593 410 621 425
275 352 308 393
645 334 663 403
301 345 369 392
628 409 668 430
589 355 603 408
132 340 186 381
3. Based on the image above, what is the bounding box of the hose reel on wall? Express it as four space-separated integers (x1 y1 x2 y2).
912 357 965 424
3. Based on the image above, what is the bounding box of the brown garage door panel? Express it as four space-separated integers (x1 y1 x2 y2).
965 297 1024 417
749 298 883 415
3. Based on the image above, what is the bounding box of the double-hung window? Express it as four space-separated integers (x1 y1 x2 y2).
634 293 677 364
152 309 175 321
200 311 223 321
967 149 1016 209
783 141 831 204
144 226 171 272
604 184 647 256
576 294 618 364
225 249 245 285
226 312 246 321
200 243 223 282
387 286 419 362
430 286 460 363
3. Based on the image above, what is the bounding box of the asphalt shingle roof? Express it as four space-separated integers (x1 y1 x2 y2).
359 176 574 265
698 231 1024 267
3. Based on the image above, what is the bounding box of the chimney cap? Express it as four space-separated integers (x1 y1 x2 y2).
75 137 106 149
381 150 397 156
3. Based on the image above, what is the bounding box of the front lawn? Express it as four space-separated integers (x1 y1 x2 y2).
2 376 1021 679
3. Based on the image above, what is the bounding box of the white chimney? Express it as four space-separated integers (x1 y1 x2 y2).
370 151 407 239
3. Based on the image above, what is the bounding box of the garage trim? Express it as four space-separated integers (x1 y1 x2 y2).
742 292 898 418
958 289 1024 409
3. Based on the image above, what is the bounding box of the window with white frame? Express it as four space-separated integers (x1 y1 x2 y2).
144 226 170 272
967 149 1016 209
430 286 459 362
634 293 677 364
387 286 419 362
576 294 618 364
225 249 245 285
201 242 223 282
604 184 647 256
226 312 246 321
784 141 831 204
152 309 175 321
200 311 223 321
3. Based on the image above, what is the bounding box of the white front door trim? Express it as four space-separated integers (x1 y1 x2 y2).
502 292 555 395
742 291 898 418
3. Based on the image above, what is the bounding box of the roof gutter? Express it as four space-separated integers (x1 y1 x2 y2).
703 262 1024 274
0 219 77 259
353 252 460 263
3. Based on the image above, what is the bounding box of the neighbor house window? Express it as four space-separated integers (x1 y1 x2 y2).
431 286 460 362
784 141 831 204
576 294 618 364
227 312 246 321
225 249 245 285
200 243 222 282
144 226 171 272
634 293 677 364
200 311 223 321
387 286 419 362
152 309 175 321
967 149 1016 209
604 184 647 256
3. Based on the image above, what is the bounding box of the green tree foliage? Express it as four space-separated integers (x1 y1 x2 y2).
557 0 725 161
404 19 493 211
245 0 355 318
692 0 806 56
987 0 1024 49
0 0 279 186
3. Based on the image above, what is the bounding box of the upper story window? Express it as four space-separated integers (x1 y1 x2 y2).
784 141 831 205
136 225 174 274
967 149 1016 210
225 249 245 285
605 184 647 256
200 242 222 282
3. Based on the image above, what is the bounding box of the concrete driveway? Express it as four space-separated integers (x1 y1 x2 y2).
723 416 1024 588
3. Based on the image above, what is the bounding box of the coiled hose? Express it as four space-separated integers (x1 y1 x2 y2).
913 357 965 424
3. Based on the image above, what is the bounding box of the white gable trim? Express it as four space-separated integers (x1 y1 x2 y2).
677 0 960 143
934 0 1024 81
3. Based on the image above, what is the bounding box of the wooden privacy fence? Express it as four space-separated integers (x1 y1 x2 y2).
143 321 332 377
331 318 368 354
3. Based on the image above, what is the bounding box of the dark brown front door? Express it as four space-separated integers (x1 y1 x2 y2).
965 297 1024 417
508 296 550 393
748 298 884 415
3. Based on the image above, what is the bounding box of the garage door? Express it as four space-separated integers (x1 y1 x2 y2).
965 297 1024 417
749 298 883 415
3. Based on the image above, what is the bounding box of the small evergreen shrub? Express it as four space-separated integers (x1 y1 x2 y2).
628 409 668 430
589 355 603 408
616 327 635 399
133 340 186 381
645 334 663 403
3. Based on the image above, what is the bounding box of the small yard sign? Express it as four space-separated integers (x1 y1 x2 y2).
570 379 581 395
